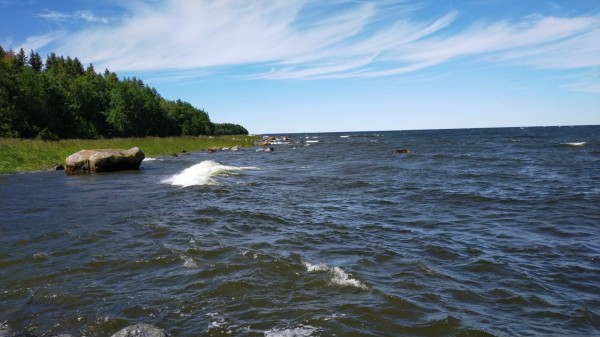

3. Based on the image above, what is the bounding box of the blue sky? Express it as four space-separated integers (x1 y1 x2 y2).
1 0 599 134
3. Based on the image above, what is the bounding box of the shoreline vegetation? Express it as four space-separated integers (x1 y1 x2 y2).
0 46 256 174
1 46 248 140
0 135 258 174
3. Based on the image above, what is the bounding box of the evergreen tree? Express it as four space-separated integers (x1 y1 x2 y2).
45 52 59 72
28 50 43 72
14 48 27 68
86 63 96 76
71 57 84 76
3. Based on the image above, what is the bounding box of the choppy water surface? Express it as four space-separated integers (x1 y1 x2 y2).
1 126 599 337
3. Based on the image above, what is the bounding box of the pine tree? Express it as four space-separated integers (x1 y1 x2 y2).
45 52 59 72
14 48 27 68
28 50 43 72
86 63 96 76
72 57 84 76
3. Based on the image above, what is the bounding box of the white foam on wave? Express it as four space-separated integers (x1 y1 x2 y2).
265 324 319 337
180 254 198 269
561 142 586 146
304 262 329 272
206 312 237 335
303 262 368 290
143 157 157 161
162 160 256 187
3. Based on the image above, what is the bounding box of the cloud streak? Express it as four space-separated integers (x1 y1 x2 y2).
38 9 110 24
23 0 600 84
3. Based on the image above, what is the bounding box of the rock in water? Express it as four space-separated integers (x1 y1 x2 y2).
111 324 168 337
65 147 145 175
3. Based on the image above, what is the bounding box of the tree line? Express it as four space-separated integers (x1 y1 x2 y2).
0 46 248 140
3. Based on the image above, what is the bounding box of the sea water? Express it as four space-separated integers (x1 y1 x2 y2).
1 126 599 336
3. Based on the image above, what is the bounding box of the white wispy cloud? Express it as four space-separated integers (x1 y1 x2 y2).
23 0 599 87
20 32 63 51
38 9 109 24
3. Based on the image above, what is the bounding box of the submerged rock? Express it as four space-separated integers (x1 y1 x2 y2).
111 324 168 337
64 147 145 175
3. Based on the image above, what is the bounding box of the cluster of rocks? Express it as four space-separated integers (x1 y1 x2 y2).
0 324 168 337
207 146 240 153
255 135 293 146
170 149 192 157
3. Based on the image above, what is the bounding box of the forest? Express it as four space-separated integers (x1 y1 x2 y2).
0 46 248 140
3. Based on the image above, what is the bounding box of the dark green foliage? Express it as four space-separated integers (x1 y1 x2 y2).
14 48 27 69
28 50 43 72
0 45 248 139
213 123 248 136
163 99 213 136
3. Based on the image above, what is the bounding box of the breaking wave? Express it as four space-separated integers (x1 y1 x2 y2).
162 160 256 187
303 262 368 290
561 141 586 146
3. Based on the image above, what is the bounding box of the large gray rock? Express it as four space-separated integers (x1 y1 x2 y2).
65 147 145 175
111 324 168 337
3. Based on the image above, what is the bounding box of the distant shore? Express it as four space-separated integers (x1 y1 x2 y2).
0 135 258 174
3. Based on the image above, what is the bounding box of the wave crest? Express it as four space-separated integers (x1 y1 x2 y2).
162 160 256 187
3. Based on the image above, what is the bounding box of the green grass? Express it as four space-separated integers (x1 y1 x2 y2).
0 135 258 174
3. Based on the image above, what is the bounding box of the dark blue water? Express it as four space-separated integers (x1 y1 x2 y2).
1 126 599 337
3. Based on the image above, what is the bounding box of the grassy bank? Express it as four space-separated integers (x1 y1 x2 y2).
0 135 258 174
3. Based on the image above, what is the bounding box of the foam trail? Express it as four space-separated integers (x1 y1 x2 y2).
561 142 586 146
162 160 256 187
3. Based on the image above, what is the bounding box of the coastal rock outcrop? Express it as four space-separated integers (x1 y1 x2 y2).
111 324 169 337
65 147 145 175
